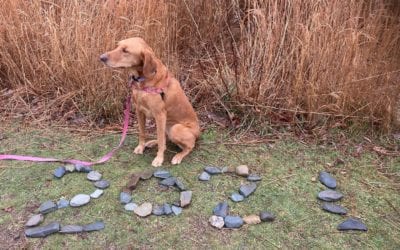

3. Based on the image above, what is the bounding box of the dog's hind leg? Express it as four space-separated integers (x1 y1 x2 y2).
168 124 196 165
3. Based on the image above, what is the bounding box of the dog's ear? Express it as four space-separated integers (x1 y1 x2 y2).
141 50 157 79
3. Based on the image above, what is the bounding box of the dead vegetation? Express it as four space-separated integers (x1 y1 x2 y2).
0 0 399 132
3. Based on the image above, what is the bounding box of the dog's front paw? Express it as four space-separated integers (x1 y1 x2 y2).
134 145 145 154
152 156 164 167
171 154 183 165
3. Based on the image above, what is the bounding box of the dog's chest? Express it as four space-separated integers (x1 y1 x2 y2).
132 90 159 118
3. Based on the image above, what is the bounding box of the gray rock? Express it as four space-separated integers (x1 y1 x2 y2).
120 192 132 204
213 201 229 217
39 200 57 214
26 214 44 227
54 166 66 178
90 189 104 199
318 190 343 202
57 199 69 209
204 166 222 175
65 164 76 173
60 225 83 234
75 164 92 173
180 191 192 207
198 172 211 181
224 216 243 228
163 203 173 215
172 205 182 215
239 182 257 197
153 169 171 179
209 215 224 229
124 203 138 211
337 218 367 231
260 211 275 222
230 193 244 202
175 178 186 191
94 180 110 189
321 203 347 215
152 205 165 216
25 222 60 238
247 174 262 182
160 177 176 187
319 171 337 189
87 171 102 181
70 194 91 207
83 221 105 232
133 203 152 217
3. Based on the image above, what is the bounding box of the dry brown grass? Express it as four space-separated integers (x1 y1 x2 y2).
0 0 399 132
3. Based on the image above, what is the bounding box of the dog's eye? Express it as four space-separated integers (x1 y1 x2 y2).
122 48 128 53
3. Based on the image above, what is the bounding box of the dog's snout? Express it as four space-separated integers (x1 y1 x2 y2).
99 54 108 63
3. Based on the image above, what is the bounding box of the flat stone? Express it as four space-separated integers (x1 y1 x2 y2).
319 171 337 189
180 191 192 207
25 222 60 238
60 225 83 234
163 203 173 215
65 164 75 173
124 202 138 211
175 178 186 191
318 190 343 202
172 205 183 215
26 214 44 227
213 201 229 217
90 189 104 199
94 180 110 189
260 211 275 222
160 177 176 187
140 171 154 180
70 194 91 207
87 171 102 181
127 174 141 190
230 193 244 202
239 183 257 197
224 216 244 228
134 203 152 217
120 192 132 204
209 215 224 229
57 199 69 209
243 215 261 224
152 205 165 216
236 165 249 176
39 200 58 214
153 169 171 179
204 166 222 175
198 172 211 181
321 203 347 215
75 164 91 173
53 166 66 178
247 174 262 182
83 221 105 232
337 218 367 231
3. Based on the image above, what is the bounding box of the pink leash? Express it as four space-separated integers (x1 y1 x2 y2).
0 95 132 167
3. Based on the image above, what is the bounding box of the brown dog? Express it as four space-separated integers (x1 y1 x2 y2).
100 37 200 167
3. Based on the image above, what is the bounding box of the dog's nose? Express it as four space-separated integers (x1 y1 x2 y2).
99 54 108 63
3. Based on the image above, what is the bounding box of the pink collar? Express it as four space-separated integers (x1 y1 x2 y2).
129 74 170 95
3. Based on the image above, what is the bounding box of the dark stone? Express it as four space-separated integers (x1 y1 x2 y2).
321 203 347 215
94 180 110 189
230 193 244 202
318 190 343 202
153 169 171 179
247 174 262 182
39 200 57 214
174 178 186 191
204 166 222 175
127 174 141 190
152 205 165 216
53 166 66 178
260 211 275 222
120 192 132 204
224 216 243 228
25 222 60 238
239 183 257 197
83 221 105 232
75 164 92 173
57 199 69 209
60 225 83 234
160 177 176 187
319 171 337 189
337 218 367 231
198 172 211 181
163 203 173 215
172 205 182 215
213 201 229 218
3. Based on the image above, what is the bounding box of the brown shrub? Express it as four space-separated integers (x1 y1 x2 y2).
0 0 399 132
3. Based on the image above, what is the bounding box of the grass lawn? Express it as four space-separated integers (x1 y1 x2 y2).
0 123 399 249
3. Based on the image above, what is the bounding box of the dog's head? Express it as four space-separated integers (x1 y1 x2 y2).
100 37 158 79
